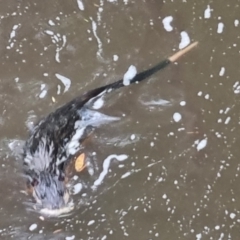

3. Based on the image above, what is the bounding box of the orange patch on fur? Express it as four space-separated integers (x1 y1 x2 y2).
26 185 34 194
75 153 86 172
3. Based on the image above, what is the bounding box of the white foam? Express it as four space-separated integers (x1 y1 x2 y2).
48 20 55 26
57 85 61 95
45 31 67 63
55 51 60 63
233 81 239 88
73 183 83 195
162 194 167 199
90 17 103 58
10 25 19 38
179 31 190 49
39 90 47 98
39 84 47 98
162 16 173 32
217 22 224 33
204 5 212 19
87 220 95 226
233 81 240 94
143 99 170 106
66 236 75 240
92 97 104 109
29 223 37 231
56 35 67 63
123 65 137 86
230 213 236 219
173 112 182 122
196 138 207 151
180 101 186 106
215 225 220 230
7 24 21 49
196 233 202 240
121 172 131 179
113 54 119 61
205 94 210 100
93 154 128 186
224 107 230 114
130 134 135 140
55 74 71 92
40 84 45 90
234 19 239 27
219 67 225 76
45 30 54 35
73 175 78 180
224 117 231 124
77 0 84 10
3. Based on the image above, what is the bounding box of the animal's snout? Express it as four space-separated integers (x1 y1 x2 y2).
28 172 73 216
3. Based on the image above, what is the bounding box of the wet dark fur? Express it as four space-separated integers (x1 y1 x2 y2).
22 59 170 213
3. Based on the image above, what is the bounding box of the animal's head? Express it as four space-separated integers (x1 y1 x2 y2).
29 172 74 217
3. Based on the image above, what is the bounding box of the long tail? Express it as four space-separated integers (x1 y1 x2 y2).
76 42 198 106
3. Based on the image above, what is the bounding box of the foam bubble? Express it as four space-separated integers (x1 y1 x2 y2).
173 112 182 122
197 138 207 151
217 22 224 33
179 31 190 49
55 74 71 93
123 65 137 86
29 223 37 231
204 5 212 19
162 16 173 32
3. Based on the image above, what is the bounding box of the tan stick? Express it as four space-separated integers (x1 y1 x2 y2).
168 42 198 62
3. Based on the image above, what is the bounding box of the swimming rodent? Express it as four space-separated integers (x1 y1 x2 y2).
22 42 198 217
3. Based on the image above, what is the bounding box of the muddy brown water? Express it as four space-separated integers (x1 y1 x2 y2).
0 0 240 239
